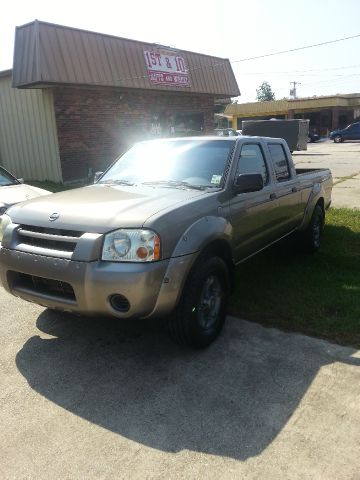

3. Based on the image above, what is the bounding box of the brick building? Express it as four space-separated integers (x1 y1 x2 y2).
0 20 239 182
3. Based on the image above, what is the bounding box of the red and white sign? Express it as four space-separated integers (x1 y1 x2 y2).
144 50 191 87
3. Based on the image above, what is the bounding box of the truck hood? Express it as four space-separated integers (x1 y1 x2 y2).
7 184 205 232
0 184 50 211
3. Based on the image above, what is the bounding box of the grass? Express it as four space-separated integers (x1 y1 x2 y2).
229 208 360 347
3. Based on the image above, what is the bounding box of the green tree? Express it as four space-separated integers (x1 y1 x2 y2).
256 81 275 102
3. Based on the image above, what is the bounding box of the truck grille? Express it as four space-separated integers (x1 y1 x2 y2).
17 225 84 257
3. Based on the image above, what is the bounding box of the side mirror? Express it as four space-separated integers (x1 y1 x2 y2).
233 173 264 195
17 178 24 184
93 171 104 183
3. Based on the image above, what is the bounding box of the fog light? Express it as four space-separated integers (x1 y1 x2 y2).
109 294 130 312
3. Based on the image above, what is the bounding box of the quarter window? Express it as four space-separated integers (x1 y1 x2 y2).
236 144 268 184
268 144 291 181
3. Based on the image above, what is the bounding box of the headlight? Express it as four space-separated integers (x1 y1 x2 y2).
102 229 160 262
0 214 12 243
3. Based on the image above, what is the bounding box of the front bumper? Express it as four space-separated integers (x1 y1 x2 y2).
0 246 185 318
0 247 197 319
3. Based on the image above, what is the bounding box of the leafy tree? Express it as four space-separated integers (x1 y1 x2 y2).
256 81 275 102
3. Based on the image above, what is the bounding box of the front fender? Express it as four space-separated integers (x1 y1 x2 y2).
146 216 233 318
171 216 233 257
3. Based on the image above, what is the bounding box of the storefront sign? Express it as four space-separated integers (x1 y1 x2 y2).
144 50 191 87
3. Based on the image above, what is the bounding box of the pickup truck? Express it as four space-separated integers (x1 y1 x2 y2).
0 136 332 348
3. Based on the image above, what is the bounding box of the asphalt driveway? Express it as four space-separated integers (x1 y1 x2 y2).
1 287 360 479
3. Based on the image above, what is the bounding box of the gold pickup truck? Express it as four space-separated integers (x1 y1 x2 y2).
0 136 332 348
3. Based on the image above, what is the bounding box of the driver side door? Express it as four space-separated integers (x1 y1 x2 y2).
229 142 279 262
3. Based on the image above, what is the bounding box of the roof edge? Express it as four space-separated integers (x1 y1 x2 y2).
14 80 238 98
16 19 232 62
0 69 12 78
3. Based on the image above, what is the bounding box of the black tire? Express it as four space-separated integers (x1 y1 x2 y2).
167 255 230 348
333 135 342 143
300 205 325 253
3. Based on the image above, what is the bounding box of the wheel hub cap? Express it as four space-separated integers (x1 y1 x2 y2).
198 275 222 329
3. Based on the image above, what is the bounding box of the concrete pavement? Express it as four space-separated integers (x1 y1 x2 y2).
293 140 360 209
1 287 360 479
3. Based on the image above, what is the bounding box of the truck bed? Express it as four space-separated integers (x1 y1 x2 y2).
295 167 330 175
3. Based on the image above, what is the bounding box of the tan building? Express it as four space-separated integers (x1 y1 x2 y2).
1 20 239 182
226 94 360 135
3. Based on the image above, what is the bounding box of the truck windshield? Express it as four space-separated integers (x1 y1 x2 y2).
99 139 235 189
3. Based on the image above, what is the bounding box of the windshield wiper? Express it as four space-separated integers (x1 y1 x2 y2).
142 180 207 191
98 179 134 186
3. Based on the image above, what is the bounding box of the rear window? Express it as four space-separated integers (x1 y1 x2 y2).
268 144 291 182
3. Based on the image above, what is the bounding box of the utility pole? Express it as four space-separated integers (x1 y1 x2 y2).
290 81 301 99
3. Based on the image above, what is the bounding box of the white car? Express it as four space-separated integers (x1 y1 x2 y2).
0 166 51 215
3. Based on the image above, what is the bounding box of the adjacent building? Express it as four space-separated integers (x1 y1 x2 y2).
226 94 360 135
0 20 239 182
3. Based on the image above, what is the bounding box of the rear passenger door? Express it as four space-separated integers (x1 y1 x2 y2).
229 142 280 261
267 143 302 234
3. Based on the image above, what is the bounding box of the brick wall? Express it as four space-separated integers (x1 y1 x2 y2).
54 87 215 181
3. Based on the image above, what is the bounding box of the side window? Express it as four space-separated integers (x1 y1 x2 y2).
268 144 291 182
236 144 269 184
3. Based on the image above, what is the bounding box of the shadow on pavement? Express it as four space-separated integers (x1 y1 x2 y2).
16 311 360 461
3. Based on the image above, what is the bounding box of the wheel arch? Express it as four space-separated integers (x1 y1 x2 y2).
298 182 326 231
147 217 235 318
196 238 235 291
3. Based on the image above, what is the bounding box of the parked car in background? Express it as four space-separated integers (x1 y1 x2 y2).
214 128 239 137
308 131 320 143
0 166 50 216
330 122 360 143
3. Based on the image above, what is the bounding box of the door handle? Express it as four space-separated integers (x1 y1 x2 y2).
270 193 277 200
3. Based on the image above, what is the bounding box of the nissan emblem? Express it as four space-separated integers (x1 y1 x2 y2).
49 212 60 221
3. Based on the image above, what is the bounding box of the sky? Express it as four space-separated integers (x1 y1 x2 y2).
1 0 360 103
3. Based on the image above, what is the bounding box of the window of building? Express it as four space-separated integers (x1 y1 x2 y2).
236 143 268 184
268 144 291 181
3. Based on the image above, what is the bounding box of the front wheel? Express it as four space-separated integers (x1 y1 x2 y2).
333 135 342 143
167 256 230 348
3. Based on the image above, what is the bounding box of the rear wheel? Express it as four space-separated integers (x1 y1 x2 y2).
300 205 325 253
167 256 230 348
333 135 342 143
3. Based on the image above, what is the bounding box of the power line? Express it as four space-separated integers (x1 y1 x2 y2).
274 73 360 93
108 33 360 83
230 33 360 64
233 63 360 76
